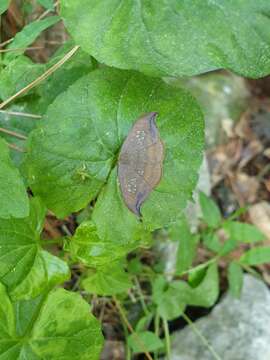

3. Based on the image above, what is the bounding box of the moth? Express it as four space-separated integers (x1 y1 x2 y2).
118 112 164 216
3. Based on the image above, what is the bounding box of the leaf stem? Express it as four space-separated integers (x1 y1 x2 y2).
7 142 25 152
182 313 222 360
133 276 150 315
163 317 171 360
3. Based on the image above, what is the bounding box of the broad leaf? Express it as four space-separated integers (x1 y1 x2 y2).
82 261 132 295
0 198 70 300
240 246 270 265
25 68 204 247
128 331 163 353
223 221 266 243
5 16 60 61
0 283 104 359
61 1 270 78
228 261 243 298
199 192 222 228
0 138 29 218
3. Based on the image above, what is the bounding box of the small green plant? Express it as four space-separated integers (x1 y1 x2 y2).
1 1 270 359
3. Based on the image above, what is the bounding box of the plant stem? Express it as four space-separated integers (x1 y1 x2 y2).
0 127 27 140
0 109 41 119
178 256 219 277
182 313 222 360
163 317 171 360
113 296 154 360
134 276 150 315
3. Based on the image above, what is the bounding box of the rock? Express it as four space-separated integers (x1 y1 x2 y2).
170 275 270 360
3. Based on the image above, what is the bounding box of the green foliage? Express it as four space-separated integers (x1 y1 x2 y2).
25 68 204 236
223 221 266 243
0 198 69 300
228 261 243 298
240 247 270 265
82 261 132 295
1 2 270 358
0 0 10 15
0 283 104 359
0 138 29 219
5 16 60 62
61 0 270 78
37 0 54 10
199 191 222 228
128 331 164 353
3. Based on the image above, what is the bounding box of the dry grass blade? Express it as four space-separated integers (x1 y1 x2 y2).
0 45 80 110
0 110 41 119
0 127 27 140
7 142 25 152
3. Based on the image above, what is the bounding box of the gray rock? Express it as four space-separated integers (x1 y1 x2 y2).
170 275 270 360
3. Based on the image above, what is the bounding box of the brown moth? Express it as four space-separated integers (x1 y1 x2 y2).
118 112 165 216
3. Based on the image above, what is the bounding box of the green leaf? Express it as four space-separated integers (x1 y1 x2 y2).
0 0 10 15
82 261 132 295
67 220 138 267
156 285 186 321
128 331 163 353
169 217 199 273
36 41 95 113
228 261 243 298
0 138 29 219
5 16 60 61
37 0 54 10
223 221 266 243
0 198 70 300
0 56 46 100
240 246 270 265
202 232 223 253
25 68 204 244
61 1 270 78
154 263 219 320
0 283 104 359
199 192 222 228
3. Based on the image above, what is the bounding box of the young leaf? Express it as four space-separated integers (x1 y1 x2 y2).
25 68 204 243
5 16 60 61
0 0 10 15
67 220 139 268
240 246 270 265
223 221 266 243
228 261 243 298
0 138 29 219
199 192 222 228
128 331 163 353
169 217 199 273
202 232 223 253
0 283 104 359
0 198 70 300
82 261 132 295
61 1 270 78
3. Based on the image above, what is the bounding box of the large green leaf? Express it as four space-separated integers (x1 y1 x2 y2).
223 221 266 243
25 68 204 247
0 138 29 219
0 198 70 300
61 0 270 78
0 283 104 359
